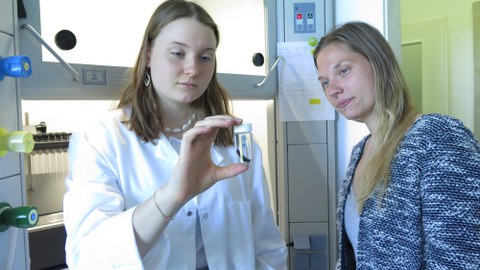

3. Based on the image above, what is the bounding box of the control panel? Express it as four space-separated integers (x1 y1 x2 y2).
294 3 316 33
284 0 326 44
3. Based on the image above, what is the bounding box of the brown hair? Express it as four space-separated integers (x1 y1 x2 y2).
116 0 233 145
313 21 419 211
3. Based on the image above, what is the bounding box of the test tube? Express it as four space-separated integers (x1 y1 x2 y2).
234 123 253 164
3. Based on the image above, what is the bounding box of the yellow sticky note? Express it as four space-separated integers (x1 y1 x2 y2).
309 98 321 105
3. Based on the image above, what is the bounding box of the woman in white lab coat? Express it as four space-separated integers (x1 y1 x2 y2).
63 1 287 269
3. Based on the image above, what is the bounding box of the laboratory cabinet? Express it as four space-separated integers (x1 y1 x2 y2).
0 0 34 269
288 144 329 223
0 43 30 270
287 143 330 268
290 223 329 270
276 0 337 269
280 121 336 270
0 33 22 179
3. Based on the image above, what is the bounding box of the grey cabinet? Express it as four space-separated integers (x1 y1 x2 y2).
285 121 336 270
288 144 329 223
0 33 21 179
0 1 31 269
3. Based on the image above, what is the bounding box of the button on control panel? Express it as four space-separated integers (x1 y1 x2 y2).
294 2 316 34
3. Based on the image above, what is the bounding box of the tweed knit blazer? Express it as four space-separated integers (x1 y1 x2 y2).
337 114 480 270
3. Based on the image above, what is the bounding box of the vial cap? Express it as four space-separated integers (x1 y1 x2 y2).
234 123 252 134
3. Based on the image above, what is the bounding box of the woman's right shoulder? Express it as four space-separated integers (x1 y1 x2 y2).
69 108 136 152
72 108 131 141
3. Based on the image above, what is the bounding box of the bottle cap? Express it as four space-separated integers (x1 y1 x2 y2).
0 55 32 81
0 203 39 232
0 128 35 157
234 123 252 134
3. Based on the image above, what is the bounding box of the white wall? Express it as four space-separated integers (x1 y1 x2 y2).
401 0 476 134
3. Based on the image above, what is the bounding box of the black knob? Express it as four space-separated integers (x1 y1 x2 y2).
55 30 77 51
252 53 264 67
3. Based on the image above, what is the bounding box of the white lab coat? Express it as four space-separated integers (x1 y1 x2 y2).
63 109 288 270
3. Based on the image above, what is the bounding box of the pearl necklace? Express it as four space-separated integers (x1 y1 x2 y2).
163 112 196 134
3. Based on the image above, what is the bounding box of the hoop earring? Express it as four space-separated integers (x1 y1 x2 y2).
144 72 151 87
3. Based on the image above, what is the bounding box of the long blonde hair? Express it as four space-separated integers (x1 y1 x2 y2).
116 0 233 145
313 21 419 210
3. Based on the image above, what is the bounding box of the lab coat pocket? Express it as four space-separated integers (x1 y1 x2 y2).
228 201 255 269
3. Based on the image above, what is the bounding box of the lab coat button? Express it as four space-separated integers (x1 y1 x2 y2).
187 211 193 216
203 213 208 219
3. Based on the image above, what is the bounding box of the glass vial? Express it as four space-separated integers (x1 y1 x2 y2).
234 123 253 163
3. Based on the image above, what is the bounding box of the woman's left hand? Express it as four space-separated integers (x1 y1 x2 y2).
167 115 249 204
